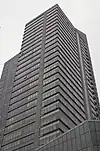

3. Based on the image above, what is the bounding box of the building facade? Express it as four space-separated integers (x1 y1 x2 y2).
0 4 99 151
36 120 100 151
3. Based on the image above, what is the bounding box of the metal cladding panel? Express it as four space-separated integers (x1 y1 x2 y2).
36 120 100 151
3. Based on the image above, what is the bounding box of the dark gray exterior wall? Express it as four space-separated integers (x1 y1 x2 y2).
76 31 92 120
36 120 100 151
0 54 19 150
0 4 99 151
76 29 100 120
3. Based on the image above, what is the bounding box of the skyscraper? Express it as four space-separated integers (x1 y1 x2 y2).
0 4 99 151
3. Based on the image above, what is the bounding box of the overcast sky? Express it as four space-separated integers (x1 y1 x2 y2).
0 0 100 98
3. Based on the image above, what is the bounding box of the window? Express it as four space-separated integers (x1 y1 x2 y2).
41 102 59 115
9 92 38 111
46 25 57 37
10 87 38 105
7 108 36 125
44 62 58 73
2 140 20 150
17 58 40 74
22 33 42 46
17 89 23 93
4 130 21 142
25 16 43 31
42 94 58 107
40 121 59 136
15 65 40 81
17 143 34 151
43 75 56 85
43 68 57 79
27 99 37 107
44 52 57 63
47 8 58 19
21 40 41 52
41 110 58 126
45 39 57 49
24 25 43 39
8 99 37 118
22 37 42 49
19 45 41 62
45 35 56 44
8 117 14 122
6 120 23 131
29 80 38 87
43 88 57 99
28 92 38 100
24 114 36 123
44 49 56 59
46 31 56 40
43 81 57 93
13 72 39 89
6 114 36 133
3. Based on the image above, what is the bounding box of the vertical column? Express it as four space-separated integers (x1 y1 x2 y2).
35 12 47 149
76 32 92 120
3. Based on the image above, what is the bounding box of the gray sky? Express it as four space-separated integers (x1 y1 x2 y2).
0 0 100 98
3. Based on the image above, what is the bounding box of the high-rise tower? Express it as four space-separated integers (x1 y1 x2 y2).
0 4 99 151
